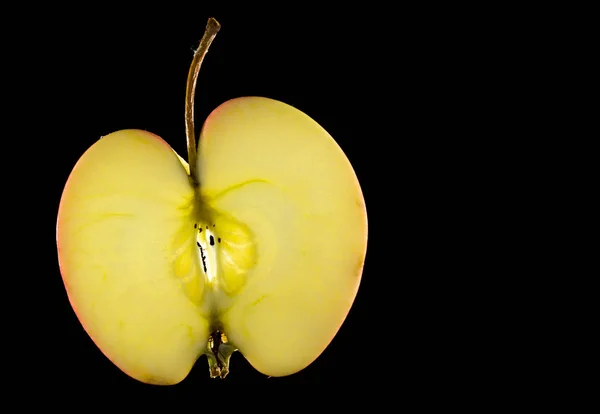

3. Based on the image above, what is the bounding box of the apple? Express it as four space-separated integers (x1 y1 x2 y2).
56 18 367 384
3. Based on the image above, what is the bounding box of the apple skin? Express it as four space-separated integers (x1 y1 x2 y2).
57 97 367 383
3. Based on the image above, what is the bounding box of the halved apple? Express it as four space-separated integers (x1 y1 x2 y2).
56 18 367 384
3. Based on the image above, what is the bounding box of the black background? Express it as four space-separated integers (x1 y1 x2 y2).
14 4 518 399
11 3 543 401
34 8 386 391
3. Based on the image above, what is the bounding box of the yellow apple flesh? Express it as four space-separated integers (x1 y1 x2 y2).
57 97 367 384
197 97 367 376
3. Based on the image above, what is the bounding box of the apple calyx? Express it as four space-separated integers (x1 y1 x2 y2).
206 330 237 378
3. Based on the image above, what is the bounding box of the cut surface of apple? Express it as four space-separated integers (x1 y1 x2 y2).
197 97 367 376
57 129 209 385
57 97 367 383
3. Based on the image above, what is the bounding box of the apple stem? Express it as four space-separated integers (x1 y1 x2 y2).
185 17 221 184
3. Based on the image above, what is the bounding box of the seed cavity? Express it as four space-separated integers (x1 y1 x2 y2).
196 222 218 282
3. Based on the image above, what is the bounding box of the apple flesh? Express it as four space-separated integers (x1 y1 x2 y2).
57 96 367 384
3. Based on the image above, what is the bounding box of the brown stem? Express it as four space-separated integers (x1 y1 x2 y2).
185 17 221 184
